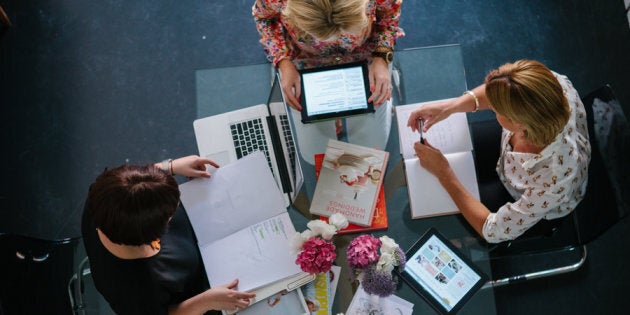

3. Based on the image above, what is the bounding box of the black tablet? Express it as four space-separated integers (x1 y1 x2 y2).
299 61 374 123
397 228 487 315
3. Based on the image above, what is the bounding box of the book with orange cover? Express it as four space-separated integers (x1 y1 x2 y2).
309 139 388 226
314 153 388 234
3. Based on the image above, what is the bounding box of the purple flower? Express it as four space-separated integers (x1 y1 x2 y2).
396 247 406 272
346 234 406 297
360 265 398 297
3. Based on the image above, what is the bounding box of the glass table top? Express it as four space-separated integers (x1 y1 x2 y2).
195 44 496 315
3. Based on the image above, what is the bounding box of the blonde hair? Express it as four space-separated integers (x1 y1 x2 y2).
284 0 369 40
485 60 570 147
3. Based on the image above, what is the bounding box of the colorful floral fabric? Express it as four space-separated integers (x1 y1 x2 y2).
483 73 592 243
253 0 404 69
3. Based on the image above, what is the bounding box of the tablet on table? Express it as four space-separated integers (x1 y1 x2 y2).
397 227 487 315
299 61 374 123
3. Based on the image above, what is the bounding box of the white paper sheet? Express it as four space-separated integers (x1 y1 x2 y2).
395 100 473 159
180 152 287 245
201 212 302 291
346 287 414 315
179 152 303 293
404 151 480 218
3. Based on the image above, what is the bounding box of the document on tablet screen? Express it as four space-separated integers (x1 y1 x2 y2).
302 66 368 116
405 234 482 311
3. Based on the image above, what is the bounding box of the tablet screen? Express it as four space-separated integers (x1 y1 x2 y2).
299 61 374 123
398 228 487 314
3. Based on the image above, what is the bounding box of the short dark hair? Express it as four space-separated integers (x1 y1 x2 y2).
87 164 180 246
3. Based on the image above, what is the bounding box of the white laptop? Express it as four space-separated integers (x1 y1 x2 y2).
193 75 304 206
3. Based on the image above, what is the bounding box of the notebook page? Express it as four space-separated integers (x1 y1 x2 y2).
395 100 473 159
200 212 302 292
405 151 480 218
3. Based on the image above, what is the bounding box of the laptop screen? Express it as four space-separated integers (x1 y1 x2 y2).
299 61 374 123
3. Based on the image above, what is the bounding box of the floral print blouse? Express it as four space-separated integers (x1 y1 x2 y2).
253 0 404 69
483 73 592 243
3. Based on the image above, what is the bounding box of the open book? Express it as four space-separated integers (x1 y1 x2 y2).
308 139 389 226
395 100 480 218
179 152 314 308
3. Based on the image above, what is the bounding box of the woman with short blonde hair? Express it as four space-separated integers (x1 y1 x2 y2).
485 60 570 147
406 59 591 243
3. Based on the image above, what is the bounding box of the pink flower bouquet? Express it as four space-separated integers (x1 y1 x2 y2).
347 234 406 297
291 213 349 274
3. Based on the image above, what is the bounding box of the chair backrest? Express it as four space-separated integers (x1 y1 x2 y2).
573 85 630 245
0 233 81 315
68 257 90 315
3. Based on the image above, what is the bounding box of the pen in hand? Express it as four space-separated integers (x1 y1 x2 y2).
418 119 425 144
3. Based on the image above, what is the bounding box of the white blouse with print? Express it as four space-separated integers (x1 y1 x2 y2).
482 73 591 243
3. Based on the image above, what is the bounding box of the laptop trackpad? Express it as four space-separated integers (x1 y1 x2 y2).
205 151 231 172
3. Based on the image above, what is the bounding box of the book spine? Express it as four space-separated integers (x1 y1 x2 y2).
313 272 331 315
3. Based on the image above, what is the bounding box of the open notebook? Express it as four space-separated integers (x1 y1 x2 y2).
179 152 314 311
395 100 480 218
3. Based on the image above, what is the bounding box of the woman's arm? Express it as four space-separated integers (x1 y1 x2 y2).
367 0 404 105
169 279 256 315
372 0 404 48
407 84 491 132
155 155 218 178
413 141 490 237
252 0 292 66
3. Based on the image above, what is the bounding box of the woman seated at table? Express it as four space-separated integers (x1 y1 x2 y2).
407 60 591 243
82 155 256 314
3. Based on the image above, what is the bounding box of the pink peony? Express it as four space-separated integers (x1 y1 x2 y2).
346 234 381 269
295 237 337 274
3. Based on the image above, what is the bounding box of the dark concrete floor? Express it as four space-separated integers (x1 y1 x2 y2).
1 1 629 314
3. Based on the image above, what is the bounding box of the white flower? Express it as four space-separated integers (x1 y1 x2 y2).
376 252 395 273
289 232 306 254
329 213 349 230
301 229 315 240
379 235 399 255
289 230 316 254
308 219 338 240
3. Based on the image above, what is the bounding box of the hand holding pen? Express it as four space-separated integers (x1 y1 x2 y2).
418 119 425 144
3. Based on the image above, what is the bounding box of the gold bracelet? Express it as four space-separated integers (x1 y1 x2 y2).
463 90 479 113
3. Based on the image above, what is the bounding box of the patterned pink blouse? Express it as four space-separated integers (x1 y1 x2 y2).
483 73 592 243
253 0 404 69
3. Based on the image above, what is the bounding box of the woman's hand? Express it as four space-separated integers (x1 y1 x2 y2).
168 279 256 315
407 99 456 132
171 155 219 178
368 58 391 106
277 59 302 111
413 140 455 181
204 279 256 312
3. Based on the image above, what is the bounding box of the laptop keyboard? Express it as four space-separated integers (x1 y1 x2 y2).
279 114 297 181
230 118 273 170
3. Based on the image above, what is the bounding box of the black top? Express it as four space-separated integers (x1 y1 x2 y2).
82 203 216 315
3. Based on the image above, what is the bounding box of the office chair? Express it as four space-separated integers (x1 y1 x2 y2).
0 233 81 314
68 257 90 315
0 5 10 37
484 84 629 287
68 256 115 314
